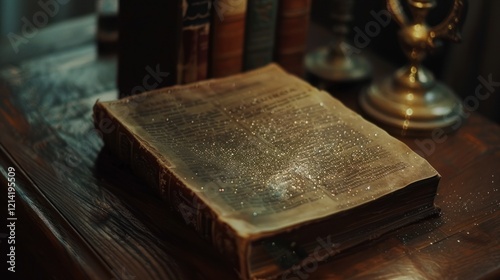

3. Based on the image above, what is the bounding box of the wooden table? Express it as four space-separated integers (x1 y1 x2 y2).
0 16 498 280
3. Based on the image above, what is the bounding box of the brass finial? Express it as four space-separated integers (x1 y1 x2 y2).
360 0 466 136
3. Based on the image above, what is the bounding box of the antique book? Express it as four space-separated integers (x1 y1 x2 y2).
243 0 279 70
178 0 211 84
94 64 440 279
118 0 181 97
274 0 312 77
210 0 248 77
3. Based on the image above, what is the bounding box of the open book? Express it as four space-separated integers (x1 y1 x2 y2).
93 64 440 279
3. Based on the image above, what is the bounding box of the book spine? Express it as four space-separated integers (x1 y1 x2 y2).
93 104 245 278
274 0 312 77
178 0 211 84
210 0 248 78
118 0 182 97
197 24 210 80
243 0 279 71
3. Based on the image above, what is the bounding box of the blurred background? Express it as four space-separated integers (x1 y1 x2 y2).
0 0 94 34
1 0 498 123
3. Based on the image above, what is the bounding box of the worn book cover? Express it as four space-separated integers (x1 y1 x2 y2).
94 64 440 279
178 0 211 84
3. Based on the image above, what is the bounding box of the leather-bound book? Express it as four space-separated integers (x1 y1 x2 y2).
274 0 312 77
210 0 248 78
178 0 211 84
118 0 182 97
94 64 440 279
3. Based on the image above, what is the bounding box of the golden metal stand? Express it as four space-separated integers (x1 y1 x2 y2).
360 0 466 135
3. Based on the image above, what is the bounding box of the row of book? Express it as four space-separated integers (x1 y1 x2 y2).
188 0 312 82
117 0 312 97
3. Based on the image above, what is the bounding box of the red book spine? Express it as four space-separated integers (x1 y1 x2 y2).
275 0 312 77
209 0 248 78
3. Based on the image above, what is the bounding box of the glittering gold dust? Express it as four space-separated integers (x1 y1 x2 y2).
103 64 438 233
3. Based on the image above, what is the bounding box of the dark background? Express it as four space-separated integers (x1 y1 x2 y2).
1 0 499 123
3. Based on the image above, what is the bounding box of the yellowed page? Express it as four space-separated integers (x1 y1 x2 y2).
101 64 438 238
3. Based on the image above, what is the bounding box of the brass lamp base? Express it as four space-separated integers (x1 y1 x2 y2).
362 0 467 136
360 68 464 136
305 47 372 82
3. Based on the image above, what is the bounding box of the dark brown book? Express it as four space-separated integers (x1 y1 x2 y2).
197 24 210 79
94 64 440 279
275 0 312 77
117 0 182 97
209 0 248 78
178 0 211 84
